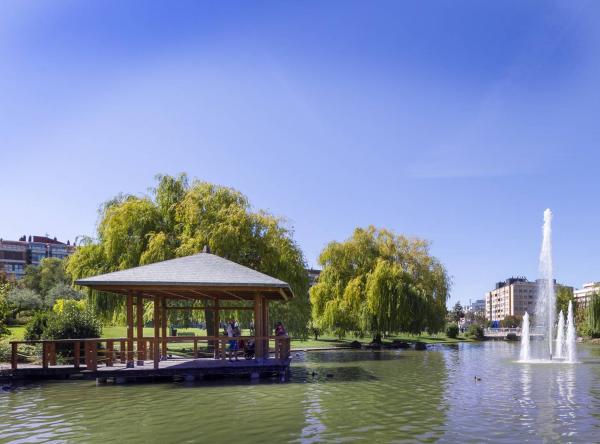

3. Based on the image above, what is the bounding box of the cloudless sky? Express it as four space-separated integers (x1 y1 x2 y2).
2 0 599 308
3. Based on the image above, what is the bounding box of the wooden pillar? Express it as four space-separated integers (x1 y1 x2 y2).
136 294 145 365
48 342 57 366
42 342 48 369
11 343 18 370
263 298 269 358
126 292 134 368
254 293 263 360
161 296 168 359
213 298 220 358
153 296 160 370
120 340 127 363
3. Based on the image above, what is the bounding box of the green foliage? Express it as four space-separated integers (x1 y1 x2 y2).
0 281 12 336
310 226 450 338
467 324 484 339
585 293 600 338
6 288 43 318
67 173 310 336
23 258 70 298
500 315 521 328
46 283 84 308
556 286 577 317
24 311 51 340
0 340 38 363
43 301 102 340
451 302 464 323
446 323 459 339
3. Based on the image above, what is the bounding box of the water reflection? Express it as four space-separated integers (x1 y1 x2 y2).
1 344 600 443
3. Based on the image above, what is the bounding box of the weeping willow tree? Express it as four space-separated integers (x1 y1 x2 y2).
67 173 310 336
586 293 600 338
310 226 449 339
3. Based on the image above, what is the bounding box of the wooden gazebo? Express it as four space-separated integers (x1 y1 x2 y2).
74 252 293 370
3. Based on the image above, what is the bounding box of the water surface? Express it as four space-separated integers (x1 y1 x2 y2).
2 342 600 443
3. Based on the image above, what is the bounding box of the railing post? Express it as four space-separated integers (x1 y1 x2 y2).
85 340 98 371
106 340 114 367
11 343 18 370
49 342 57 366
221 338 227 361
120 340 127 363
73 341 80 369
193 338 198 359
42 342 48 369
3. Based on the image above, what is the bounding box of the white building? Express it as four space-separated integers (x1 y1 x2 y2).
485 276 572 322
574 282 600 309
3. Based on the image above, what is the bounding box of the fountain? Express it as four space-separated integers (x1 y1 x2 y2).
555 311 565 359
520 312 531 361
519 209 577 363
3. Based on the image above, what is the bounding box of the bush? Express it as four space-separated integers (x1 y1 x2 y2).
25 311 51 340
43 301 102 340
467 324 484 340
446 323 459 338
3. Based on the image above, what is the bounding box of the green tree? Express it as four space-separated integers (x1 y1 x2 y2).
585 293 600 338
0 281 12 336
556 286 577 317
46 283 84 308
451 302 464 323
310 226 450 339
22 258 70 299
6 288 43 318
67 174 310 336
500 315 521 328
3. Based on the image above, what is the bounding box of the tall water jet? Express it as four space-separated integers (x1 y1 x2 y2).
520 312 531 362
566 300 576 363
555 311 565 359
534 208 556 358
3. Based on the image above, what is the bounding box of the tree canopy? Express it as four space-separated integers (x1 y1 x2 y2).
309 226 450 338
67 173 310 336
23 258 70 299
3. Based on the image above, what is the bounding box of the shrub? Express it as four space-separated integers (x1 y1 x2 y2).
446 323 459 339
43 301 102 340
467 324 484 340
25 311 51 340
506 332 518 341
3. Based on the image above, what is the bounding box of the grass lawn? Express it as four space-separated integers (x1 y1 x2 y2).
2 325 471 357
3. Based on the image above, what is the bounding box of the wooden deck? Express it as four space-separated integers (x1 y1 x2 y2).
1 336 291 383
0 356 291 383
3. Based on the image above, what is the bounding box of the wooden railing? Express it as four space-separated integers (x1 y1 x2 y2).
8 336 291 372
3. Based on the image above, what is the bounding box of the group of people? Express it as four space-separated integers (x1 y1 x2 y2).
224 318 287 361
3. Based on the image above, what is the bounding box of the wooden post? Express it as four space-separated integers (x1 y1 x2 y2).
42 342 48 369
74 341 80 368
120 340 127 363
147 339 153 360
161 295 167 359
136 294 145 366
11 343 18 370
49 342 57 366
106 340 113 367
254 293 263 360
213 298 220 358
263 298 269 359
193 338 198 359
153 296 160 369
126 292 134 368
85 340 98 371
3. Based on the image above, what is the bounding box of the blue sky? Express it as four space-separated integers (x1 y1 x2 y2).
2 0 599 307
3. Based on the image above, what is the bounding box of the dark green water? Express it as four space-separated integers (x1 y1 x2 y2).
2 342 600 443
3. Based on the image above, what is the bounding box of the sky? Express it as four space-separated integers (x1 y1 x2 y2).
1 0 600 308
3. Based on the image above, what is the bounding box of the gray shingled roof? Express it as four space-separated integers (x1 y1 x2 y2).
75 253 291 292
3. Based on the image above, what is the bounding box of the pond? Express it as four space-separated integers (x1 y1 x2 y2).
1 341 600 443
